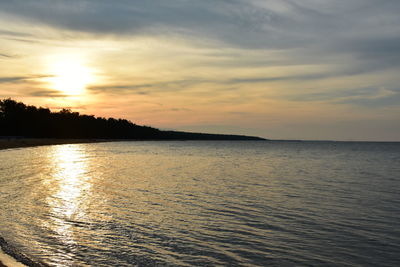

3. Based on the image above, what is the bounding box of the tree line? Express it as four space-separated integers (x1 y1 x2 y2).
0 99 265 140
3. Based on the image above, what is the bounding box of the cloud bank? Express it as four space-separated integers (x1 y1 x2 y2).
0 0 399 140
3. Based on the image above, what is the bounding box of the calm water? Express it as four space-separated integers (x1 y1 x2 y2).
0 141 399 266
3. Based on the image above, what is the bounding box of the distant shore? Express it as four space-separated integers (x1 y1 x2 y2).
0 138 113 150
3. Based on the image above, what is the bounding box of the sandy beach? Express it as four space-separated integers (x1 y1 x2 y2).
0 138 114 150
0 248 26 267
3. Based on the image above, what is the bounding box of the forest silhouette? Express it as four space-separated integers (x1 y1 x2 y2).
0 99 265 140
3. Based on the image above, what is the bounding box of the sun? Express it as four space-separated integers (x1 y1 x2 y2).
47 56 94 95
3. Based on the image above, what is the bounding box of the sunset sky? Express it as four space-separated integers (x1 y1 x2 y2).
0 0 399 141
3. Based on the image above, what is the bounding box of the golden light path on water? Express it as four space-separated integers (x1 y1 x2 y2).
45 145 93 266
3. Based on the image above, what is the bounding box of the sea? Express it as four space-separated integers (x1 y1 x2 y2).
0 141 399 266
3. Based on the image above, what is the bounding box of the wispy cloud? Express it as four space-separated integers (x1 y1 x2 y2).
0 1 397 47
0 29 33 38
0 75 53 84
0 0 399 140
28 89 67 98
0 53 15 58
0 76 27 83
1 0 399 74
88 78 209 95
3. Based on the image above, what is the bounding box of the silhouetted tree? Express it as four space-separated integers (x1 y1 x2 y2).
0 99 265 140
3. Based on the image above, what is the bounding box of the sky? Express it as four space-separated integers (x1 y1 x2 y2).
0 0 399 141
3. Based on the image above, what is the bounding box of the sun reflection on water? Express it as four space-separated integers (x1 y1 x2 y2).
45 144 92 263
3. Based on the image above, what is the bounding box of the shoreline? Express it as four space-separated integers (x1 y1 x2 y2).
0 138 116 151
0 138 270 151
0 237 45 267
0 248 27 267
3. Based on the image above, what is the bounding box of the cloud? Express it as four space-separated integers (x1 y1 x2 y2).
227 72 335 84
28 89 67 97
88 78 209 95
0 76 26 83
0 53 15 58
283 85 400 108
0 29 33 38
0 1 230 37
336 89 400 108
1 0 399 142
287 87 381 101
0 75 53 84
1 1 399 73
0 1 395 45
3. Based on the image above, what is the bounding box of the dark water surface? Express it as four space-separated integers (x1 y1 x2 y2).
0 141 399 266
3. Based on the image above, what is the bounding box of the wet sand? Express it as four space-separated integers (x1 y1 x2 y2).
0 138 114 150
0 248 27 267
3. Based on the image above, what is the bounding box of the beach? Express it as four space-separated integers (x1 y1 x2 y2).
0 248 26 267
0 138 114 151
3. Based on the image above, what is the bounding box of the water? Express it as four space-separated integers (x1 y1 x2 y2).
0 141 399 266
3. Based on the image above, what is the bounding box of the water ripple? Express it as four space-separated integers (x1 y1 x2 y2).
0 141 399 266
